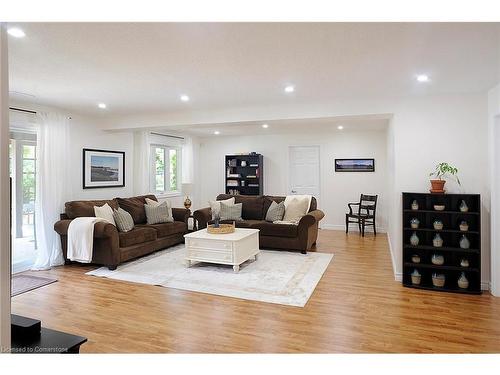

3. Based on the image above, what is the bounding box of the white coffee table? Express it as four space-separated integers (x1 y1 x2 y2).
184 228 260 272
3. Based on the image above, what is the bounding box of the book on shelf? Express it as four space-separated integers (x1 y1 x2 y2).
247 183 259 187
227 173 241 178
249 164 258 167
227 179 239 187
245 175 257 178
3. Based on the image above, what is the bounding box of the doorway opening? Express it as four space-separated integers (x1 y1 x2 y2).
10 131 37 273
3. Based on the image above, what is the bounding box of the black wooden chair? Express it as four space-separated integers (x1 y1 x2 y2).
345 194 378 237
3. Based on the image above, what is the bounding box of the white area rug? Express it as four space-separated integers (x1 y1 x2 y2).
86 244 333 307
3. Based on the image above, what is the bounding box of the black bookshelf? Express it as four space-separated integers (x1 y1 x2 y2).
402 192 481 294
225 154 263 196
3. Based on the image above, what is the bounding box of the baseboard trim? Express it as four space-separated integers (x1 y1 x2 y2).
481 281 490 291
321 224 386 233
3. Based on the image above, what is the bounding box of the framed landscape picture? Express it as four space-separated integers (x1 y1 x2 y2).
335 158 375 172
83 148 125 189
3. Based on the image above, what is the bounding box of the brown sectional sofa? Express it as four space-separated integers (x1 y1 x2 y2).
54 194 190 270
193 194 324 253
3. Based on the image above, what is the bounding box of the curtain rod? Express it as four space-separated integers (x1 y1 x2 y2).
150 132 184 140
9 107 36 114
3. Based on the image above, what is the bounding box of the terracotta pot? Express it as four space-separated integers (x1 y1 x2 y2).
430 179 446 193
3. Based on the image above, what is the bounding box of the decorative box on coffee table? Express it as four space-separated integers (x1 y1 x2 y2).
184 228 260 272
402 192 481 294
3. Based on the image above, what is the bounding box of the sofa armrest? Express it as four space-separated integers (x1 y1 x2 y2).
298 209 325 228
193 207 212 229
54 219 72 236
172 207 190 224
93 222 119 239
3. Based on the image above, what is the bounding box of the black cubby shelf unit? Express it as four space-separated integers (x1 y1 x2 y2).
225 154 264 196
402 192 481 295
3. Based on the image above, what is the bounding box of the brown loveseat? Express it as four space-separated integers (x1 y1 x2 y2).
54 195 190 270
193 194 324 253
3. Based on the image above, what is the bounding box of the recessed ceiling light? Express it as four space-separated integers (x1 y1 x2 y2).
416 74 429 82
284 85 295 93
98 103 107 109
180 95 190 102
214 130 220 135
337 125 344 130
262 124 269 128
7 28 25 38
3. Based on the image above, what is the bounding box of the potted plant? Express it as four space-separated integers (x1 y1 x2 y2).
429 162 460 193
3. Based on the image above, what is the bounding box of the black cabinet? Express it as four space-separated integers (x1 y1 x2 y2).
225 154 263 196
402 192 481 294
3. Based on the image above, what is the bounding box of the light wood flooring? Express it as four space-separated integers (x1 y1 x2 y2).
11 229 500 353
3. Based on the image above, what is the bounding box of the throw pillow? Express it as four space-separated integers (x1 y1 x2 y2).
265 200 285 222
145 197 173 221
113 207 135 232
144 201 174 225
283 196 310 223
219 201 243 221
209 197 235 219
94 203 116 226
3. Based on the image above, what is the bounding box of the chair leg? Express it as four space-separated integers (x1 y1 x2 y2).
345 216 349 233
373 219 377 236
358 219 361 235
361 219 365 237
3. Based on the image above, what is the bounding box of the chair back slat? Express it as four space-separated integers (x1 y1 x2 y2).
358 194 378 215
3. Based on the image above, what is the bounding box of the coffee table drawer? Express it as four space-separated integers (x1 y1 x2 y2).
187 248 233 263
186 238 232 251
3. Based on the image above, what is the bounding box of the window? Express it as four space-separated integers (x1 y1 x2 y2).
150 144 181 195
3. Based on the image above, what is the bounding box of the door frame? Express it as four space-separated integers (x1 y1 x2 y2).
287 144 321 203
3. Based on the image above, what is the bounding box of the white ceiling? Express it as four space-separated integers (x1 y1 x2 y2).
151 115 390 138
8 22 500 116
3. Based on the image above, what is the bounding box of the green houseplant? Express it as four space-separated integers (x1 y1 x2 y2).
429 162 461 193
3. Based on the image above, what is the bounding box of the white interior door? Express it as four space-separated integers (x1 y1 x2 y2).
288 146 320 198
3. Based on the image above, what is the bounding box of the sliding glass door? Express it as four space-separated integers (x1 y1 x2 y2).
10 133 37 273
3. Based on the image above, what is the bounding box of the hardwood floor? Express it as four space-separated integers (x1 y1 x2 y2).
11 229 500 353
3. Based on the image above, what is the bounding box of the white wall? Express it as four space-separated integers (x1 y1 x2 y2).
67 115 134 201
198 128 389 230
388 93 490 289
488 83 500 295
0 24 11 352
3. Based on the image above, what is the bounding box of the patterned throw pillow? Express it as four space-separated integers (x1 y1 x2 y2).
265 201 285 222
113 207 135 232
209 197 235 219
94 203 116 226
219 202 243 221
144 201 174 225
145 198 173 222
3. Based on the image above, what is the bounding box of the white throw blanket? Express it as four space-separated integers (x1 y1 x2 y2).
67 217 106 263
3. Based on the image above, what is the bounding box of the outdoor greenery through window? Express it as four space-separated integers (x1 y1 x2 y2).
151 144 180 194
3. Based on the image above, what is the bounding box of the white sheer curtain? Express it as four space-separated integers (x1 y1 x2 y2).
182 136 194 184
32 112 69 270
133 130 150 195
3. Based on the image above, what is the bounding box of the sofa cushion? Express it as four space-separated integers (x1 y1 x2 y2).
207 219 262 228
65 199 118 219
252 222 298 238
220 202 243 221
138 221 187 238
116 195 157 224
265 200 285 222
263 196 317 214
118 226 157 248
113 207 135 232
145 201 174 224
216 194 265 220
